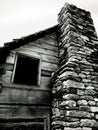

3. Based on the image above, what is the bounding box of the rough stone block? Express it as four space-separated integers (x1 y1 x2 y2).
64 127 81 130
66 110 91 118
80 96 94 101
65 121 80 127
81 127 92 130
82 79 91 83
96 102 98 106
62 80 85 89
90 107 98 112
95 114 98 119
77 100 88 106
88 101 95 106
80 119 96 127
94 98 98 102
57 85 62 91
52 100 59 108
63 94 79 100
86 86 94 90
63 117 79 122
52 121 64 126
80 35 89 41
77 89 84 96
59 71 78 79
79 73 87 78
66 87 77 94
60 100 76 107
79 106 90 112
52 108 60 117
85 89 97 95
52 120 80 127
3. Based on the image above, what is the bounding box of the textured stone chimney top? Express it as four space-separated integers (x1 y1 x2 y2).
64 2 69 8
60 2 91 17
58 2 97 38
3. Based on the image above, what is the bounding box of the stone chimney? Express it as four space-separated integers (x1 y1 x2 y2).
52 3 98 130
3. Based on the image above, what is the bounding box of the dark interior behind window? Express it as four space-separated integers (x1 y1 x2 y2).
13 54 39 85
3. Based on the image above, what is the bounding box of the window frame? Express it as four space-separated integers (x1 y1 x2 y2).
11 52 41 86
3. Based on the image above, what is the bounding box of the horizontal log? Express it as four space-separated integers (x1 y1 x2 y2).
0 105 51 119
17 46 58 57
41 54 58 64
1 70 12 83
28 40 58 52
6 53 15 64
40 76 52 89
41 62 58 71
41 69 52 77
0 85 52 105
3 63 14 71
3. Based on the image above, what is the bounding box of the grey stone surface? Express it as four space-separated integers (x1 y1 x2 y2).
81 127 92 130
80 119 96 127
52 3 98 129
77 100 88 106
60 100 76 107
64 127 81 130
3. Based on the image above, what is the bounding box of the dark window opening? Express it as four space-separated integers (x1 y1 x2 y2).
13 54 39 85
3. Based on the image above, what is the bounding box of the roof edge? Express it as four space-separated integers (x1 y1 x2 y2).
4 25 58 50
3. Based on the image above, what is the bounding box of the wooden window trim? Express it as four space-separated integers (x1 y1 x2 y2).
11 52 41 86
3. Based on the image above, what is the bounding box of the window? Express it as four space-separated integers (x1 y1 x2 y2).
12 53 40 86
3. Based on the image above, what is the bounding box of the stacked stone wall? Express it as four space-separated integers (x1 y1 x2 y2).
52 3 98 130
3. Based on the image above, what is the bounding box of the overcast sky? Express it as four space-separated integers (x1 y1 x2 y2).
0 0 98 46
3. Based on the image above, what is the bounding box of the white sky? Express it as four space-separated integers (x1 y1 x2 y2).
0 0 98 46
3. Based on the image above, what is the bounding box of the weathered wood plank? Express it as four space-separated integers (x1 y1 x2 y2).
40 35 58 46
41 69 52 77
0 86 51 105
2 82 51 91
0 122 44 129
6 53 15 64
27 40 58 52
28 40 42 48
41 62 58 71
2 63 14 71
0 105 51 118
48 32 57 39
1 70 12 83
16 46 58 57
40 76 51 89
41 54 58 64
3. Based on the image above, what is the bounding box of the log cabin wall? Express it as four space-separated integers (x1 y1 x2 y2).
0 31 59 129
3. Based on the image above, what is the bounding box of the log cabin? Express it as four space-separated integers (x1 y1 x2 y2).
0 3 98 130
0 25 59 130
